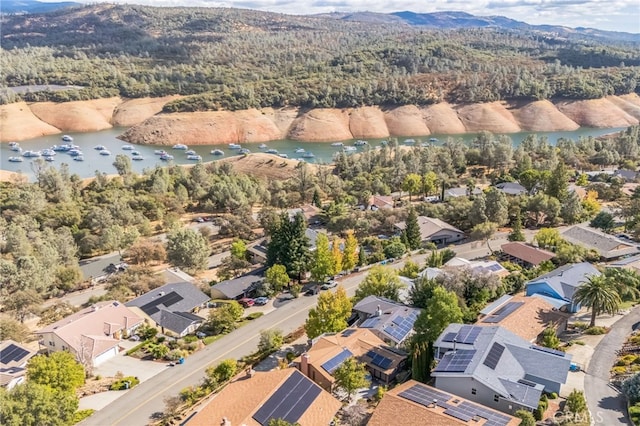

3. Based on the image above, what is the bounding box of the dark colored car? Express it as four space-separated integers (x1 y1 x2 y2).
238 297 255 308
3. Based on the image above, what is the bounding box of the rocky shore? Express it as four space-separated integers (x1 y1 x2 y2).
2 94 639 144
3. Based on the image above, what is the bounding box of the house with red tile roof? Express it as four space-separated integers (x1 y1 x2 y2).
500 242 556 268
36 301 143 367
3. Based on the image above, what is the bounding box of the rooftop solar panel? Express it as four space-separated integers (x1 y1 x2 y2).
442 332 458 342
0 344 29 364
341 329 356 337
367 351 394 370
398 383 451 407
434 350 477 373
139 291 184 316
444 407 473 422
360 317 380 328
482 342 505 370
456 325 481 344
321 349 353 374
252 370 321 425
531 345 566 357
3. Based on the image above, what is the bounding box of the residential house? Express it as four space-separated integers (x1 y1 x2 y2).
354 296 421 347
36 301 143 366
444 186 483 199
369 194 394 210
494 182 528 196
609 254 640 274
614 169 639 182
477 295 569 342
184 368 341 426
0 340 36 389
246 240 268 264
432 324 572 415
297 328 407 390
369 380 520 426
444 257 510 278
288 204 323 223
561 225 638 260
525 262 601 313
500 242 555 268
125 282 210 337
211 268 266 300
395 216 465 246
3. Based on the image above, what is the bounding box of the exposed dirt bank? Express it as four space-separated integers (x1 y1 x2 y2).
2 95 639 144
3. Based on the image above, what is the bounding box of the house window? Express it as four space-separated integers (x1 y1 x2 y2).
49 341 55 346
494 394 500 402
471 388 477 395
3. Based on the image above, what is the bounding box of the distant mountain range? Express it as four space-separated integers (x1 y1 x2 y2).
1 0 81 14
2 1 638 43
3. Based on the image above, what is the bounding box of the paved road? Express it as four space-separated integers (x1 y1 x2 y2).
585 307 640 426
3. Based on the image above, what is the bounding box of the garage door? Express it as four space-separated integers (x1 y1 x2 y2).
93 346 118 366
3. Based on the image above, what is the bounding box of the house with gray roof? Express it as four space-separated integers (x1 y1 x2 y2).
211 268 266 300
354 296 421 347
525 262 601 313
494 182 528 196
561 225 638 260
614 169 639 182
432 324 572 415
125 282 209 337
395 216 465 246
444 186 482 199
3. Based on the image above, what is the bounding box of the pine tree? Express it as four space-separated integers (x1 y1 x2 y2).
312 188 322 207
508 210 526 242
404 208 422 250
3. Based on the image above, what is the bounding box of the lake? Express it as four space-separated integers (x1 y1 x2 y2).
1 127 624 180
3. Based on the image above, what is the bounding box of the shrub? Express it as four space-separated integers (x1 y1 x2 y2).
623 373 640 403
514 409 536 426
110 376 140 390
285 351 296 362
533 403 544 421
73 409 95 424
156 336 166 343
166 349 185 361
573 340 586 345
126 340 148 356
247 312 264 320
183 335 198 343
548 392 558 399
573 322 589 330
167 340 179 350
620 355 639 365
630 402 640 426
584 326 607 335
612 366 628 375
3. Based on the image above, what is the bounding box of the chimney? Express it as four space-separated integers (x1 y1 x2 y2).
375 305 382 317
245 366 255 379
453 338 457 353
301 353 310 376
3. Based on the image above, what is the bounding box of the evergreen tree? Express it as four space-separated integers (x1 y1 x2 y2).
546 161 569 202
508 211 526 242
266 212 310 280
469 193 488 226
560 191 584 224
485 188 508 226
403 208 422 250
358 245 367 266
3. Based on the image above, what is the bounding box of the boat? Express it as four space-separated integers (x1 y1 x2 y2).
94 145 106 151
187 154 202 161
131 151 141 156
41 149 56 156
52 144 71 152
122 145 134 150
61 135 73 142
154 150 167 155
99 150 111 156
354 140 368 146
10 143 21 152
185 149 196 155
22 150 42 158
44 156 55 162
302 152 315 158
160 154 174 161
259 144 268 149
73 155 84 161
132 155 145 161
343 146 357 152
8 142 19 148
211 149 224 155
429 137 439 143
265 149 279 154
279 154 288 158
239 148 251 155
380 140 388 146
404 139 416 145
172 144 188 150
68 149 82 157
294 148 305 153
8 157 23 162
228 143 242 149
331 142 344 147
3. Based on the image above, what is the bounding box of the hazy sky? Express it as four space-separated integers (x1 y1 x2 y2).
56 0 640 33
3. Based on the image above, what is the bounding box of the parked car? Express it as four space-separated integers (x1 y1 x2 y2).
305 286 320 296
238 297 255 308
195 331 207 338
193 217 205 223
254 296 270 306
321 280 338 290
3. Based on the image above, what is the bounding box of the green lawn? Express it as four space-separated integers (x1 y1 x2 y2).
630 402 640 425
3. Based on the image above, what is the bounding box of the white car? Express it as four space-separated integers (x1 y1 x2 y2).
321 280 338 290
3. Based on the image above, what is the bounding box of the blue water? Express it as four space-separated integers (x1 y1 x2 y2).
0 127 624 180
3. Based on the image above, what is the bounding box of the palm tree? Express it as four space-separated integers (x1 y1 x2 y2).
604 268 640 301
573 275 621 327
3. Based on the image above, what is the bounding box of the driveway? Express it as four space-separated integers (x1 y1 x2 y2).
585 307 640 426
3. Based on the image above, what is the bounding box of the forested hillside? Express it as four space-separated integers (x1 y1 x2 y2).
1 4 639 111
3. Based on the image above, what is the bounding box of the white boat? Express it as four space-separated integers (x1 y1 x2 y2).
295 148 305 153
61 135 73 142
132 155 144 161
187 154 202 161
122 145 134 150
8 141 18 148
354 140 368 146
331 142 344 147
380 140 388 146
154 150 167 155
228 143 242 150
239 148 251 155
343 146 357 152
131 151 141 156
22 150 42 157
265 149 279 154
404 139 416 145
41 149 56 156
73 155 84 161
211 149 224 155
185 149 196 155
44 156 55 162
160 154 174 161
279 154 288 158
99 150 111 156
302 152 315 158
10 144 21 152
172 144 188 150
429 137 439 143
94 145 106 150
68 149 82 157
8 156 23 162
259 144 268 149
52 144 71 152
